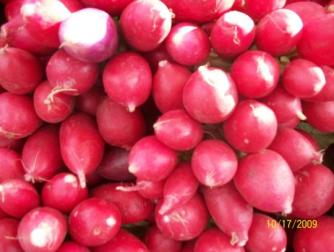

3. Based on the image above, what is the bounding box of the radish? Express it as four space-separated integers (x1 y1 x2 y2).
33 81 75 123
120 0 172 51
42 172 88 213
92 183 154 224
69 198 122 246
183 66 238 124
144 44 174 72
81 0 133 15
238 0 286 21
181 241 195 252
103 52 152 112
4 0 25 20
0 218 23 252
46 49 99 96
59 8 118 62
0 148 24 182
159 163 199 215
128 135 178 181
76 86 104 116
96 97 146 148
285 2 326 25
155 194 209 241
307 65 334 102
303 100 334 133
0 179 40 218
223 100 278 153
117 179 165 200
18 207 67 252
0 136 23 150
152 61 191 113
144 225 182 252
290 164 334 218
246 213 287 252
57 241 89 252
22 125 63 182
230 50 280 98
60 113 105 188
165 23 210 66
154 109 203 151
234 150 295 214
203 183 253 247
194 228 245 252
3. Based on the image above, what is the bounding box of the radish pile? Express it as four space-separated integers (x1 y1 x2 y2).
0 0 334 251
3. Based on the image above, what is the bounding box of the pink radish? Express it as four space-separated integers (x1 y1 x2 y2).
183 66 238 124
57 241 89 252
81 0 133 15
103 52 152 112
117 179 165 200
41 172 88 214
120 0 172 51
145 225 182 252
303 100 334 133
144 44 174 71
128 135 178 181
203 182 253 247
285 2 326 25
18 207 67 252
4 0 25 20
238 0 286 21
60 113 105 188
22 125 63 182
155 194 209 241
96 97 146 148
69 198 122 246
0 179 40 218
0 218 23 252
307 65 334 102
0 148 24 182
0 136 23 150
76 86 104 116
234 150 295 214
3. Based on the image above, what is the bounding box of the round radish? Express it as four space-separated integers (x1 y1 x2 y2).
0 148 24 182
81 0 133 15
285 2 326 25
239 0 286 21
69 198 121 246
57 241 90 252
307 65 334 102
303 100 334 133
76 86 104 116
234 150 295 214
0 218 22 252
145 225 182 252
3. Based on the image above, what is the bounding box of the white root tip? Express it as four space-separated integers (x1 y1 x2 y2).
77 171 86 188
230 232 248 247
296 110 307 121
127 104 136 113
128 164 137 174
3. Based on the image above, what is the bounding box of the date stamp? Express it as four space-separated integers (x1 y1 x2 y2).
267 218 318 229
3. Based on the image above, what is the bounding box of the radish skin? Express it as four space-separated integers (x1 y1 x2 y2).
0 148 24 182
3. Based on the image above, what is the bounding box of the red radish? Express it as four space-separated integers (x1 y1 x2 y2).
60 113 105 188
203 183 253 247
159 163 199 215
303 100 334 132
76 86 104 116
290 164 334 218
117 179 164 200
297 129 320 151
59 8 118 62
183 66 238 124
194 228 245 252
246 213 287 252
96 97 146 148
92 183 154 224
145 225 182 252
120 0 172 51
103 52 152 112
0 136 23 150
57 241 90 252
93 229 149 252
128 135 178 181
69 198 121 246
22 126 63 182
33 81 75 123
18 207 67 252
0 218 23 252
4 0 25 20
191 139 238 187
42 172 88 213
165 23 210 66
0 208 6 219
154 110 203 151
0 46 42 94
155 194 209 241
85 170 104 187
0 148 24 182
210 11 255 59
46 49 99 96
239 0 286 21
181 241 195 252
223 100 278 153
307 65 334 102
81 0 133 15
144 44 174 71
234 150 295 214
230 50 280 98
285 2 326 25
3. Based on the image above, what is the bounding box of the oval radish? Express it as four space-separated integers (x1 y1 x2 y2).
0 218 23 252
303 100 334 133
144 225 182 252
0 148 24 182
57 241 90 252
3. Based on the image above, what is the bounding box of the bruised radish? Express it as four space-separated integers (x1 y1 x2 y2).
0 179 40 218
0 148 24 182
96 97 146 148
81 0 133 15
183 66 238 124
144 225 182 252
155 194 209 241
18 207 67 252
246 213 287 252
203 183 253 247
22 125 63 182
154 109 203 151
57 241 89 252
234 150 295 214
103 52 152 112
0 218 23 252
60 113 105 188
117 179 164 200
69 198 122 246
303 100 334 133
59 8 118 62
92 183 154 224
42 173 88 213
194 228 245 252
128 135 178 181
0 46 42 94
239 0 286 21
76 86 104 116
120 0 172 51
46 49 99 95
223 100 278 153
